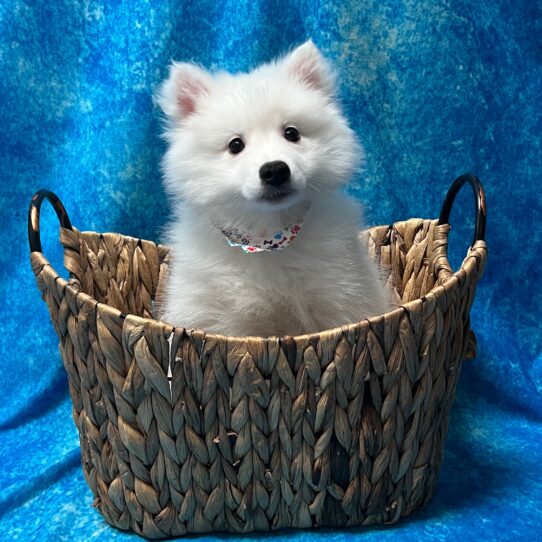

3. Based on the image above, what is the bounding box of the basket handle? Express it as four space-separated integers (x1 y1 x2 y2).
438 173 487 246
28 189 73 253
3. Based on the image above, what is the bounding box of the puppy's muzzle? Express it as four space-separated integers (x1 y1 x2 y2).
259 161 291 187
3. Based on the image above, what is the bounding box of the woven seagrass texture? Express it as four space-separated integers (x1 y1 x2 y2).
30 218 487 538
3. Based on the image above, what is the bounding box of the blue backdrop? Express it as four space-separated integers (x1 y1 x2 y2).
1 1 541 540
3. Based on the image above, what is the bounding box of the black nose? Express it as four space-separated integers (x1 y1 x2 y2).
259 161 291 187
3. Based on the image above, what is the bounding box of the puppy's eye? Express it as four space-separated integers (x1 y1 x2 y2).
284 126 300 142
228 137 245 154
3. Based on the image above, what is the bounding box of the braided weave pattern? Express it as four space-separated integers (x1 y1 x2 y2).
30 219 487 538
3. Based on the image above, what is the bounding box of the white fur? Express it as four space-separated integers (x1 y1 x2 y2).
156 40 393 336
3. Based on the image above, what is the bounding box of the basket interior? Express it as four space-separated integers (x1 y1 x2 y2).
61 219 447 324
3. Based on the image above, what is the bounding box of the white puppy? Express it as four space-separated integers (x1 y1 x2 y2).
156 40 393 337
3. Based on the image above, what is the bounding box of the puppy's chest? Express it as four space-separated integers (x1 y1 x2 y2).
169 233 369 334
231 246 355 300
229 247 363 334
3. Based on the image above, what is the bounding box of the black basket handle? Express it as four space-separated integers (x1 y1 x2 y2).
438 173 487 246
28 189 72 253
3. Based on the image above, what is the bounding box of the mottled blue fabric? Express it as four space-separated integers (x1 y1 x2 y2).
1 1 541 540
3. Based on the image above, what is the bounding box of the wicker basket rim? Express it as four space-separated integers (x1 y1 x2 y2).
33 219 487 344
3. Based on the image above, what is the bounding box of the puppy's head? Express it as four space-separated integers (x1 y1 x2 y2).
157 41 362 217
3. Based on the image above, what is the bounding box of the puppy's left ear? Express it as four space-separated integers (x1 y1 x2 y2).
156 62 213 122
282 40 336 97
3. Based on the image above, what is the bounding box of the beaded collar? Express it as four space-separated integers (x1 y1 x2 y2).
216 201 311 253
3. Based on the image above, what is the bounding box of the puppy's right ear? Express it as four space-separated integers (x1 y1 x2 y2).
281 40 336 98
156 62 212 122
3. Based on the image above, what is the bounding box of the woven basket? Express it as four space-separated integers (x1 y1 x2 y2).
28 174 487 539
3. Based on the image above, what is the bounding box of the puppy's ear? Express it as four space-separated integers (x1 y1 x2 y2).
156 62 212 121
282 40 336 96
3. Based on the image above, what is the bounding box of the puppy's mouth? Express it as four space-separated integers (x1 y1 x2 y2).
258 186 296 204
